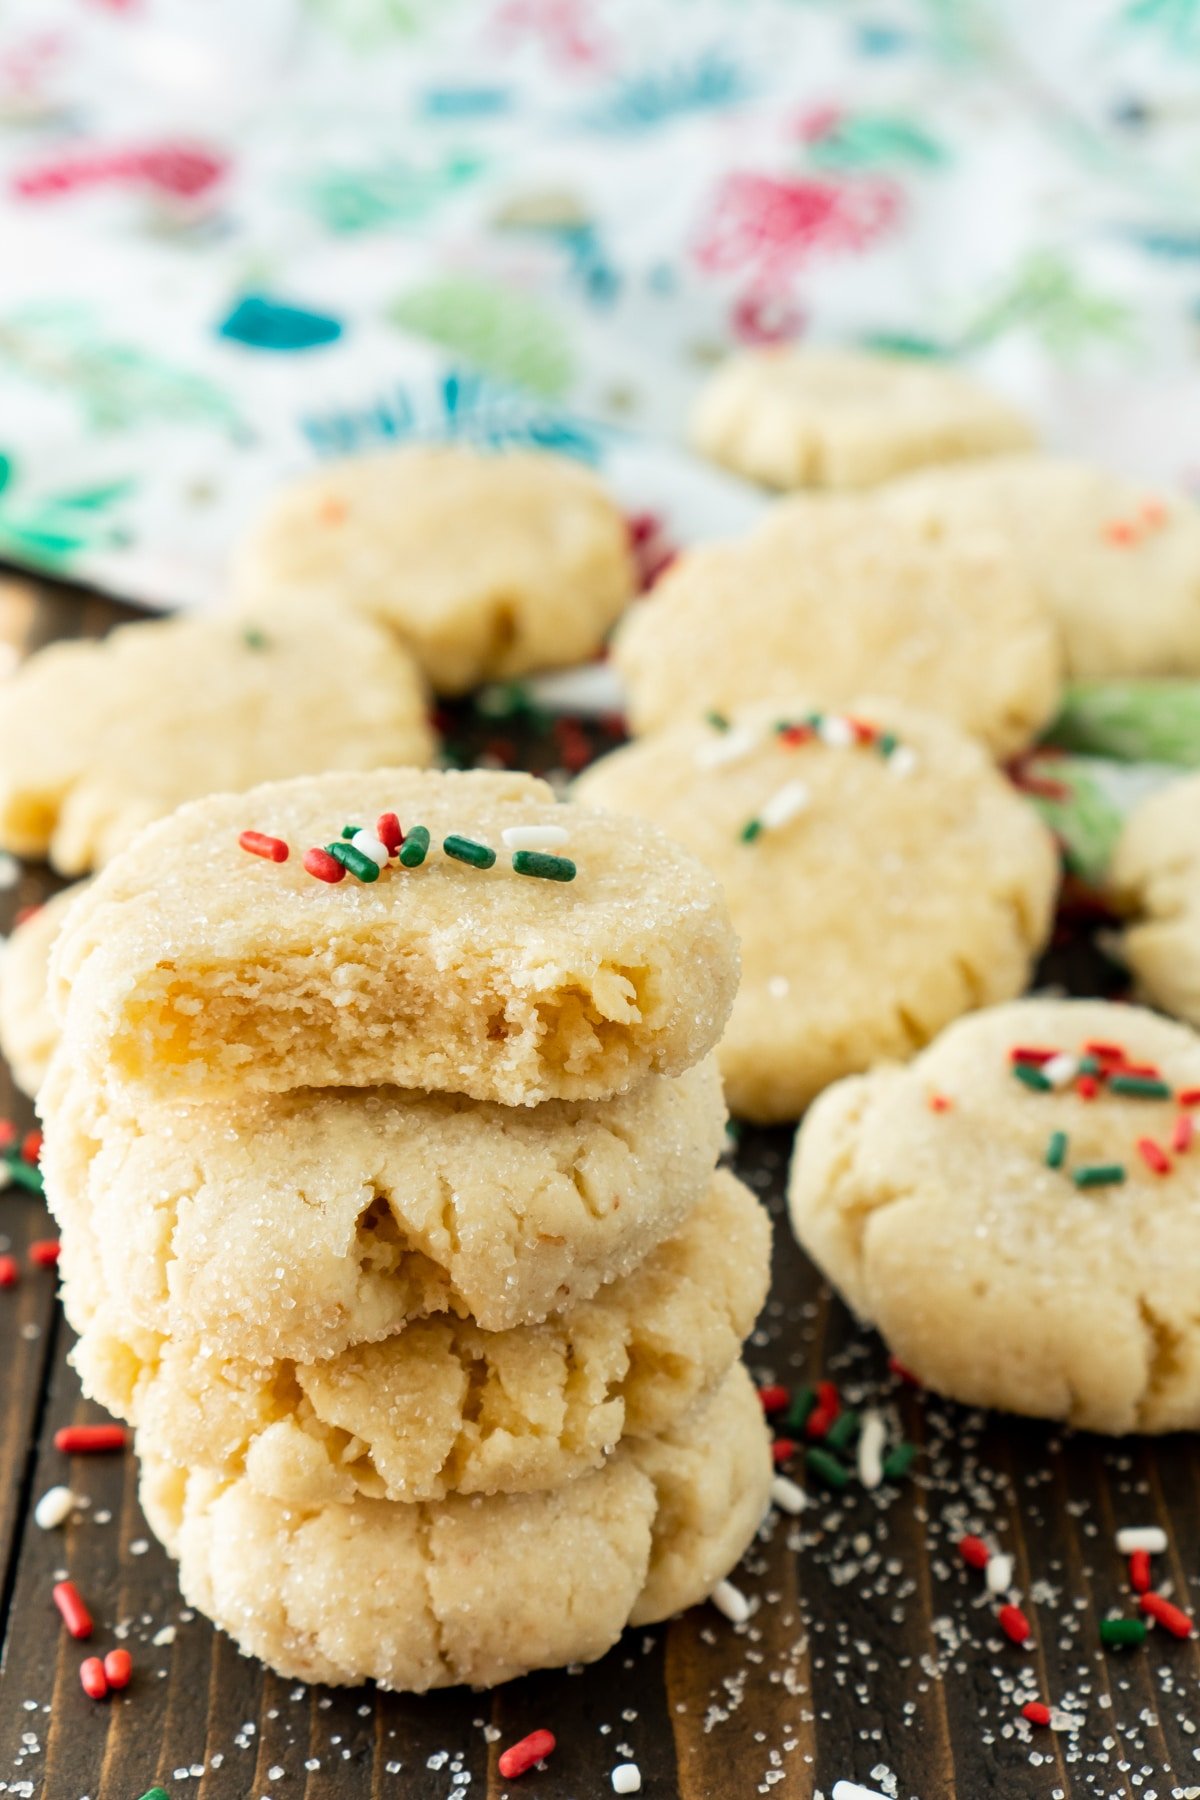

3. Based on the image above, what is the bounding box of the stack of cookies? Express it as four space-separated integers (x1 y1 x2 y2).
40 767 773 1690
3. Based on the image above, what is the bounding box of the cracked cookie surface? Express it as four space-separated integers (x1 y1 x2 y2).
788 998 1200 1433
577 698 1058 1123
1110 771 1200 1029
136 1362 772 1691
70 1170 769 1503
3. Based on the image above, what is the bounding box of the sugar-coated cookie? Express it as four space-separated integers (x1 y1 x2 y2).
1109 772 1200 1025
41 1053 725 1354
691 347 1033 491
0 612 434 876
789 999 1200 1433
51 769 738 1107
614 495 1061 756
137 1362 771 1690
72 1171 769 1504
577 699 1058 1122
881 453 1200 678
232 444 636 694
0 882 85 1097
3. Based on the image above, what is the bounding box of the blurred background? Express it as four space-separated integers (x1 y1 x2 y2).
0 0 1198 613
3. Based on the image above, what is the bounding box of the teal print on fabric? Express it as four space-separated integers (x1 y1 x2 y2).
218 295 343 352
301 151 484 233
801 111 946 171
1123 0 1200 53
302 369 605 465
300 0 455 44
584 51 752 131
389 279 574 397
0 451 132 572
420 87 510 118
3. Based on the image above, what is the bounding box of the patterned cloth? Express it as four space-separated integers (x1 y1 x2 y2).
0 0 1198 609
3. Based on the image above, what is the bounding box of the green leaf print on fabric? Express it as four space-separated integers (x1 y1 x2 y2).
389 279 574 398
300 0 454 44
0 308 244 436
960 252 1134 356
1020 752 1180 884
1048 681 1200 767
0 453 132 574
301 151 484 233
803 112 946 171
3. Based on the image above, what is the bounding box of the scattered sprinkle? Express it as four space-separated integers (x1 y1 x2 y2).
302 846 345 884
28 1239 59 1270
1129 1548 1152 1593
1022 1701 1052 1727
1140 1592 1193 1638
986 1552 1014 1596
33 1486 75 1530
757 778 810 831
0 1255 19 1289
881 1441 916 1481
857 1410 886 1490
1045 1129 1068 1169
694 724 761 770
502 823 570 852
710 1579 751 1624
770 1474 807 1515
757 1384 789 1414
53 1579 93 1640
399 824 431 867
611 1763 642 1794
1117 1525 1167 1554
54 1424 128 1454
1109 1073 1172 1099
348 829 390 869
79 1656 108 1700
104 1647 132 1689
238 829 288 863
512 850 577 882
327 840 381 882
806 1446 850 1489
1071 1162 1126 1188
497 1729 556 1780
997 1602 1031 1645
832 1782 890 1800
959 1534 990 1572
1100 1616 1146 1648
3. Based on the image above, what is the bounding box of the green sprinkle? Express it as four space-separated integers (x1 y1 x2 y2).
327 841 379 883
806 1447 850 1490
705 710 730 731
444 834 496 870
1072 1162 1127 1188
824 1409 861 1454
340 823 363 840
1100 1616 1147 1647
881 1441 917 1481
242 627 268 650
4 1158 42 1195
740 818 763 844
477 680 534 720
513 850 576 882
1013 1061 1052 1092
398 825 430 868
1108 1074 1172 1099
1045 1129 1068 1169
1078 1054 1100 1076
876 730 898 757
784 1387 816 1434
137 1790 172 1800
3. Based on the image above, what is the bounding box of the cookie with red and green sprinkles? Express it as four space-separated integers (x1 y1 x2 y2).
51 768 738 1107
789 998 1200 1433
577 697 1058 1123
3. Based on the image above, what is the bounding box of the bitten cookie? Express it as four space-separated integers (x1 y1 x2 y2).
1109 772 1200 1026
577 699 1058 1122
232 444 636 694
137 1362 771 1690
41 1054 726 1354
0 611 434 875
613 495 1061 756
881 453 1200 678
0 882 85 1097
71 1171 770 1504
51 769 737 1106
789 999 1200 1433
691 346 1033 491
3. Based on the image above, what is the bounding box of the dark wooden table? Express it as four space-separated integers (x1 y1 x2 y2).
0 576 1196 1800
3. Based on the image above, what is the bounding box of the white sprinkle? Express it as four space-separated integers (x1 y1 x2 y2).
766 975 790 1000
0 853 19 890
833 1783 891 1800
693 724 761 769
986 1552 1015 1596
33 1487 74 1530
770 1474 807 1516
857 1411 886 1491
1043 1052 1078 1088
349 830 389 869
887 745 919 779
1116 1526 1167 1555
152 1625 176 1646
710 1578 750 1624
819 714 856 748
501 824 569 852
1050 1710 1086 1732
758 779 810 831
612 1765 642 1795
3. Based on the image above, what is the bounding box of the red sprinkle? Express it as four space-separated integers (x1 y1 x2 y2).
1174 1114 1195 1154
375 812 403 855
79 1656 108 1699
846 716 878 744
1141 1592 1193 1638
0 1121 15 1148
757 1384 789 1414
888 1355 921 1386
53 1580 93 1639
1178 1088 1200 1108
497 1729 556 1779
1022 1701 1052 1727
103 1647 132 1689
0 1256 19 1289
238 829 289 863
28 1239 60 1269
1103 519 1137 546
1129 1549 1152 1594
779 723 815 747
928 1092 953 1113
21 1129 41 1164
1142 498 1167 527
1116 1062 1160 1079
771 1437 797 1465
1077 1075 1099 1101
54 1424 128 1454
805 1379 840 1439
13 904 42 928
1086 1040 1127 1061
1009 1046 1058 1066
998 1602 1031 1644
302 846 346 884
1136 1137 1171 1176
959 1534 990 1571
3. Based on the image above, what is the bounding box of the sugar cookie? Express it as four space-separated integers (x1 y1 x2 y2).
232 444 636 694
577 698 1058 1122
881 453 1200 678
137 1362 771 1690
0 882 85 1096
51 768 738 1106
691 347 1033 491
614 495 1061 756
1110 771 1200 1025
789 999 1200 1433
